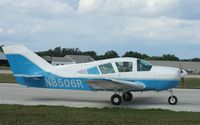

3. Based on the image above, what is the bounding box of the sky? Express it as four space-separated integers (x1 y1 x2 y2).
0 0 200 59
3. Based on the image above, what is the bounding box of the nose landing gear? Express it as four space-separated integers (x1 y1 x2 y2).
168 89 178 105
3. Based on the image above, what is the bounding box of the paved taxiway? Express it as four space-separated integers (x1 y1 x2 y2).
0 83 199 112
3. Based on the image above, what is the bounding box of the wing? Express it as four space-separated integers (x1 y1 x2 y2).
87 78 145 91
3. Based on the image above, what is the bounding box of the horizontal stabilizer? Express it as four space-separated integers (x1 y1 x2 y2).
14 74 44 78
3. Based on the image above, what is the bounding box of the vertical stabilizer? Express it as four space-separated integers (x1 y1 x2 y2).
2 45 53 75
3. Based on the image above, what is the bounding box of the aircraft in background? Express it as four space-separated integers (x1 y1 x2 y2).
2 45 187 105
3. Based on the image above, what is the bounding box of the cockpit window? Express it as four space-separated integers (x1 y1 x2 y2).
99 63 115 74
87 67 100 74
137 59 152 71
116 62 132 72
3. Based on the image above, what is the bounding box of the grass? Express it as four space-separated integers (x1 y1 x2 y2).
0 66 10 70
0 74 16 83
178 78 200 89
0 105 199 125
0 74 200 89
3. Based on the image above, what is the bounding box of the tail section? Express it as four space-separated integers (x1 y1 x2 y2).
2 45 53 86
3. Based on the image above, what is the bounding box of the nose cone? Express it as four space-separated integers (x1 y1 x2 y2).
179 70 188 78
152 66 181 80
151 66 181 90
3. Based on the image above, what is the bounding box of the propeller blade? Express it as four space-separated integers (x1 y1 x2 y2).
179 63 183 73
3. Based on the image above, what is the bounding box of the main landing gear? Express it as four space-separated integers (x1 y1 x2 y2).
168 89 178 105
111 91 133 105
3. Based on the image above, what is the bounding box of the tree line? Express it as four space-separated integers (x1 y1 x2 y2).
36 47 200 62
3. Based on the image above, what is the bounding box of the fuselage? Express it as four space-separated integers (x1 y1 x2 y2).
12 56 181 91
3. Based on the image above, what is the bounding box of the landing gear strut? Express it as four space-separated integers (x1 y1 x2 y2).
168 89 178 105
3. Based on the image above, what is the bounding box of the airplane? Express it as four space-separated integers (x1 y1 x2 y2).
1 45 187 105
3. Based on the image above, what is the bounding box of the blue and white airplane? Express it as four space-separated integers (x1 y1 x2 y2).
2 45 187 105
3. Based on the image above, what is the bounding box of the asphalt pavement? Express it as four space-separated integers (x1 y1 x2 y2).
0 83 199 112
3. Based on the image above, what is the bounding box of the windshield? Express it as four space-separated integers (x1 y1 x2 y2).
137 59 152 71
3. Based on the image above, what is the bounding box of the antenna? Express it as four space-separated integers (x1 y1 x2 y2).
179 63 185 88
179 63 183 73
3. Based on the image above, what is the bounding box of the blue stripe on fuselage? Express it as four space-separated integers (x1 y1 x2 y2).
44 75 92 90
15 74 93 90
136 80 180 91
16 74 179 91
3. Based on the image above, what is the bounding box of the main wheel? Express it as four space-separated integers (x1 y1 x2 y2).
168 96 178 105
122 91 133 102
111 94 122 105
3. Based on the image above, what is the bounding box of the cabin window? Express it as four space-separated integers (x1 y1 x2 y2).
137 59 152 71
115 62 132 72
87 67 100 74
99 63 115 74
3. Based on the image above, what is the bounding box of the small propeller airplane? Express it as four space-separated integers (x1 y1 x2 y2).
1 45 187 105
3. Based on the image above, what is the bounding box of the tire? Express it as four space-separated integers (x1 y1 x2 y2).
111 94 122 105
122 91 133 102
168 96 178 105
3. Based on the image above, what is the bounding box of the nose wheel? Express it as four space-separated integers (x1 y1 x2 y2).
168 89 178 105
168 96 178 105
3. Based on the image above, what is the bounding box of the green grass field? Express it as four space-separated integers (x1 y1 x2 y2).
179 78 200 89
0 74 16 83
0 66 10 70
0 105 199 125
